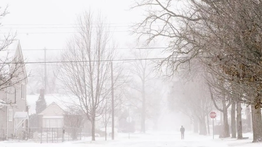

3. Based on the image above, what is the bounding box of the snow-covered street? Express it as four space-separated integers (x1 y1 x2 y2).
1 132 261 147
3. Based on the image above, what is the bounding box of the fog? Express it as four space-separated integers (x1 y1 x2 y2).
1 0 262 146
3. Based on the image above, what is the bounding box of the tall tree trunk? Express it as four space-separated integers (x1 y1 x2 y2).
105 121 107 141
222 100 230 138
91 116 96 141
199 117 207 135
251 97 262 142
236 101 243 139
194 118 199 133
245 106 251 132
231 101 236 138
207 115 210 135
141 73 146 133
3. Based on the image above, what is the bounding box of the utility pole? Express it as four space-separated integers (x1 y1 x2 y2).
44 48 47 91
141 69 146 133
105 98 107 141
111 61 115 140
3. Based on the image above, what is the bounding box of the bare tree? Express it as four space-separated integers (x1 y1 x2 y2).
134 0 262 142
64 106 84 140
27 54 59 94
168 61 213 135
58 12 114 141
207 78 231 138
128 48 156 133
0 6 27 107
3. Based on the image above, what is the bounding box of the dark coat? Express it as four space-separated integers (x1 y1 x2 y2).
180 127 185 133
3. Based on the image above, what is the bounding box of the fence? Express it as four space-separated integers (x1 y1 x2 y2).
28 127 83 143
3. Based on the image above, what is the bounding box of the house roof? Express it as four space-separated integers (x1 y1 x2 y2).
38 102 65 116
0 39 27 84
14 112 28 119
0 40 20 62
26 94 79 115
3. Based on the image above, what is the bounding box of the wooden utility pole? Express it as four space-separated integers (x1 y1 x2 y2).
111 61 115 140
141 69 146 133
105 99 107 141
44 48 47 91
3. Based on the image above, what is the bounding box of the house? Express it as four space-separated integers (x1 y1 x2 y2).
27 94 85 129
38 102 65 129
37 101 85 130
0 40 28 140
34 101 84 142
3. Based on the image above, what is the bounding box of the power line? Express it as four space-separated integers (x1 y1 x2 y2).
2 22 160 28
0 23 160 34
22 47 167 51
1 25 130 29
5 57 166 65
2 23 136 26
0 30 129 34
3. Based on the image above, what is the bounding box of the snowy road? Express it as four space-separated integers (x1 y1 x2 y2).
103 132 227 147
0 132 261 147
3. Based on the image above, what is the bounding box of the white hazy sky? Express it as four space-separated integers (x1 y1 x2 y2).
1 0 143 61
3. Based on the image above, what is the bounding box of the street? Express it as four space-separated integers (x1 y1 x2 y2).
0 131 259 147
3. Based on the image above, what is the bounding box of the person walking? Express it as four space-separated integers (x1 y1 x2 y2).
180 125 185 139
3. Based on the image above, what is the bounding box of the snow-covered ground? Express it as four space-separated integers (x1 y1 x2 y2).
1 131 261 147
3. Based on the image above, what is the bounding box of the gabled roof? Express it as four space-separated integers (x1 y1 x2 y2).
0 39 27 83
0 40 20 62
14 112 28 119
27 94 80 115
38 102 65 116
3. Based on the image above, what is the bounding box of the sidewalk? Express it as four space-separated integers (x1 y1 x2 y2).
1 131 261 147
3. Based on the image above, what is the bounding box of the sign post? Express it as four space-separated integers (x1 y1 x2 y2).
210 111 216 139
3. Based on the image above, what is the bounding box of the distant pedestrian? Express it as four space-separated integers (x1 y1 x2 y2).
180 125 185 139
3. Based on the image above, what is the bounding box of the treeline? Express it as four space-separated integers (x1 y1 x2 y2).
135 0 262 142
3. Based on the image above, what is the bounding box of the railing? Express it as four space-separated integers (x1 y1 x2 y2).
15 119 25 130
14 119 26 138
27 127 83 143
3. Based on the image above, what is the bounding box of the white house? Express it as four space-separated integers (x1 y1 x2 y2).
0 40 28 140
38 102 65 129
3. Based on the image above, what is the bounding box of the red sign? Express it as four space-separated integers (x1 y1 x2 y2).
210 112 216 118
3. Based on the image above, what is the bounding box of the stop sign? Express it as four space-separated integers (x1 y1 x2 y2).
210 111 216 118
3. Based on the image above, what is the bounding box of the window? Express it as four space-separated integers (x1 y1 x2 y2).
16 86 20 100
7 87 16 103
21 84 26 100
43 118 63 128
8 109 13 121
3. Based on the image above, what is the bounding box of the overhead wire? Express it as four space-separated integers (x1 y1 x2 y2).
0 22 161 34
1 23 170 64
4 57 167 65
22 47 167 51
